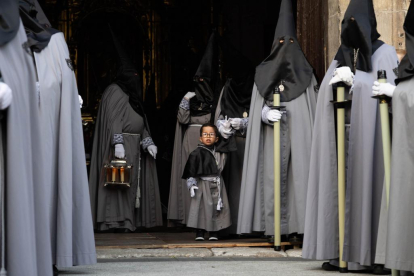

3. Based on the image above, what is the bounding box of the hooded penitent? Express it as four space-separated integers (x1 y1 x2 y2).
303 0 398 270
109 26 146 119
396 1 414 84
219 40 255 119
334 0 383 72
190 32 222 117
167 32 222 226
88 26 162 232
212 40 254 235
1 1 55 275
372 1 414 272
237 0 318 236
19 0 97 267
254 0 313 102
18 0 59 52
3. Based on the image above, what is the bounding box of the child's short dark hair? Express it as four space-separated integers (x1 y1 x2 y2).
200 123 219 137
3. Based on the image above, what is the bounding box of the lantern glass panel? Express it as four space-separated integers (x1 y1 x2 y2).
104 160 132 188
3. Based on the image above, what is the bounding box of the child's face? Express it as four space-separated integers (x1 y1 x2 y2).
199 126 219 146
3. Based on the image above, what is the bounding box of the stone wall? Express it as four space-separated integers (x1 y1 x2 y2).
325 0 410 67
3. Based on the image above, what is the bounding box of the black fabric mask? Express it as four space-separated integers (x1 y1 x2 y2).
334 0 383 72
0 0 20 46
115 70 146 118
190 77 215 116
220 39 255 118
396 0 414 85
254 0 313 102
220 76 254 118
191 32 222 117
109 26 146 119
19 0 59 52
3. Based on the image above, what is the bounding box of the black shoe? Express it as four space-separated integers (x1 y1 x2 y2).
209 231 218 241
53 265 59 276
288 233 303 243
322 262 339 271
195 229 205 241
372 264 391 275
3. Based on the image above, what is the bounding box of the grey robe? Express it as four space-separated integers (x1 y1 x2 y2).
187 152 231 231
302 44 398 268
375 76 414 273
237 76 318 236
167 105 211 225
89 84 162 231
214 91 247 234
34 32 97 267
0 22 53 275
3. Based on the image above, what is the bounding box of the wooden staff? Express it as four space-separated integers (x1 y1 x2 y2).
0 124 6 275
373 70 399 276
376 71 392 205
334 81 347 272
273 87 281 251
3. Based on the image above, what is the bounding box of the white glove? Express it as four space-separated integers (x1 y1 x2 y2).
218 119 235 139
0 82 13 110
229 118 243 130
329 66 354 86
114 144 125 159
184 92 196 100
79 95 83 109
147 145 157 159
267 109 282 123
372 81 396 98
190 186 198 197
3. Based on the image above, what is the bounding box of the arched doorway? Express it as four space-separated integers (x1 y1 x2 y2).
38 0 323 251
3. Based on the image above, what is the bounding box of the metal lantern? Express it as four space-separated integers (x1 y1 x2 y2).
104 159 132 189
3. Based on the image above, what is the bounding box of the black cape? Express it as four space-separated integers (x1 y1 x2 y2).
182 145 219 179
0 0 20 46
19 0 59 52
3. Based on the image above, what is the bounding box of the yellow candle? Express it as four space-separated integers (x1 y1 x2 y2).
112 167 117 182
120 167 125 182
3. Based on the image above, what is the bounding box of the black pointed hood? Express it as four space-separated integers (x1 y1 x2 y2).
19 0 59 52
396 0 414 84
220 39 255 118
334 0 384 72
255 0 313 102
0 0 20 46
273 0 297 41
109 26 145 118
190 31 222 116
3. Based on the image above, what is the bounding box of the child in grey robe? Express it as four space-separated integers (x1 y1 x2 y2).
182 123 231 241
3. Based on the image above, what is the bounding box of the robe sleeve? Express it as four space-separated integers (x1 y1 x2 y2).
177 98 191 124
110 110 124 145
141 128 155 151
186 177 198 189
239 117 249 134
